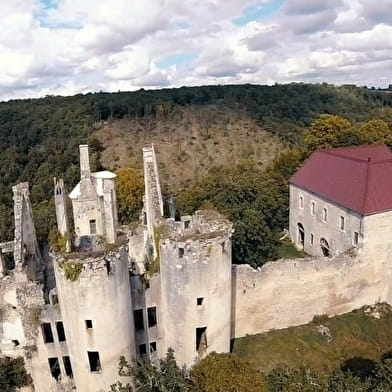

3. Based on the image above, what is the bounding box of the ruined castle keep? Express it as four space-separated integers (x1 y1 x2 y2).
1 143 392 392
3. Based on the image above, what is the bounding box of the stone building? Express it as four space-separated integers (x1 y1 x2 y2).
289 145 392 258
2 143 392 392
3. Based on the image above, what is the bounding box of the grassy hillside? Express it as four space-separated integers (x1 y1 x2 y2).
233 303 392 375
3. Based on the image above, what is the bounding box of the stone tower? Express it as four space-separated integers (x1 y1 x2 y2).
54 177 71 252
69 145 118 244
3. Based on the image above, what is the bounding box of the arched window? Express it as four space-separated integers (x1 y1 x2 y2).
320 238 330 257
297 223 305 249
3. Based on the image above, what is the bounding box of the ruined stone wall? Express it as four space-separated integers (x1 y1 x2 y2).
232 254 387 338
54 247 135 392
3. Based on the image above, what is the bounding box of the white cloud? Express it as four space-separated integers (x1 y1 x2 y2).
0 0 391 101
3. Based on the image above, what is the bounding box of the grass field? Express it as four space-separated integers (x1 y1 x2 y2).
233 304 392 374
277 238 308 259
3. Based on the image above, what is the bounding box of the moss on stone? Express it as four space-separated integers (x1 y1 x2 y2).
60 261 83 282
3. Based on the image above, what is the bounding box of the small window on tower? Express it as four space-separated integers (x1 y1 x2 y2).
147 307 157 328
56 321 66 342
89 219 97 235
197 297 204 306
139 344 147 355
150 342 157 353
63 356 73 378
42 323 54 343
178 247 184 258
85 320 93 329
87 351 101 372
134 309 144 330
48 357 61 380
310 234 314 246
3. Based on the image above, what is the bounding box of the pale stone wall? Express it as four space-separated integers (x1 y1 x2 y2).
159 213 232 368
54 247 135 392
289 184 363 256
232 254 386 338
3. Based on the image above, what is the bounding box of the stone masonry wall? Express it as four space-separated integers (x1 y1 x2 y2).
232 254 387 338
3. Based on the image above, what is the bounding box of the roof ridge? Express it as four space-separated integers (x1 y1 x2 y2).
322 150 370 164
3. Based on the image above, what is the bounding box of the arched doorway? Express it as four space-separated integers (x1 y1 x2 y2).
320 238 330 257
297 223 305 249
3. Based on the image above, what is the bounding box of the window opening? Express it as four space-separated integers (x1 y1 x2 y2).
143 212 147 225
63 356 73 378
353 232 359 247
320 238 330 257
178 247 184 258
310 234 314 246
56 321 66 342
87 351 101 372
311 201 315 215
42 323 54 343
48 357 61 381
12 340 19 346
184 220 190 229
297 223 305 249
89 219 97 235
4 254 15 272
197 297 204 306
323 208 328 222
51 294 59 305
196 327 207 353
85 320 93 329
340 216 345 231
299 195 304 208
150 342 157 353
147 307 157 328
134 309 144 330
139 344 147 355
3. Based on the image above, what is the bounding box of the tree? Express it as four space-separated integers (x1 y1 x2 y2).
190 352 267 392
110 349 188 392
304 115 354 152
358 119 392 146
0 357 31 392
115 168 144 224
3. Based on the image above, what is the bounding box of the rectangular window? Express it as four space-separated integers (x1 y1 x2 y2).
42 323 54 344
139 344 147 355
63 356 73 378
178 247 184 258
197 297 204 306
56 321 66 342
150 342 157 353
134 309 144 330
48 357 61 380
299 195 304 209
196 327 207 352
89 219 97 235
87 351 101 372
354 232 359 246
147 307 157 328
311 202 315 215
184 220 190 229
85 320 93 329
310 234 314 246
340 216 345 231
323 208 328 222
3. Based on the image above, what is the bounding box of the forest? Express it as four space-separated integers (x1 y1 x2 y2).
0 83 391 267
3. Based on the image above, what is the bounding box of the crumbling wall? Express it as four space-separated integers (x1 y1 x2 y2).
232 254 388 338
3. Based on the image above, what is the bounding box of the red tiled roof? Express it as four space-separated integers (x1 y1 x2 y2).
290 145 392 215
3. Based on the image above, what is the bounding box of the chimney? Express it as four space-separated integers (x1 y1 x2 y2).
79 145 91 179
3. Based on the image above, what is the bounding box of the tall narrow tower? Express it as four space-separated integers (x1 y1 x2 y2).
54 177 71 252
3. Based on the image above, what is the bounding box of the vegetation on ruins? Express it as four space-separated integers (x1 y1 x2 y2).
59 260 83 282
0 357 31 391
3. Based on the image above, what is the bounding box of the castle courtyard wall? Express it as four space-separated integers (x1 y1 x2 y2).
232 254 387 338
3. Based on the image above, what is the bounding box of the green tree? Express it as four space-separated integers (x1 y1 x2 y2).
110 349 188 392
190 352 267 392
115 168 144 224
304 115 354 151
358 119 392 146
0 357 31 392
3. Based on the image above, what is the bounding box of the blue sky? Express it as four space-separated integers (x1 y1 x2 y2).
0 0 391 100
